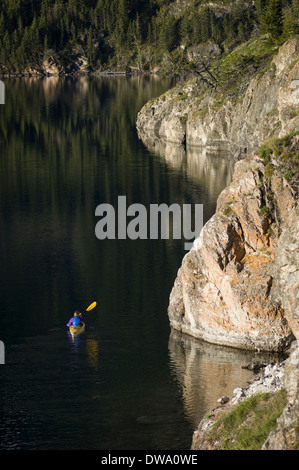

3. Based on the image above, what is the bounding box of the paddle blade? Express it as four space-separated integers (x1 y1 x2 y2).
86 301 97 311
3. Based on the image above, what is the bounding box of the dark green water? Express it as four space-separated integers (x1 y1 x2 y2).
0 76 261 451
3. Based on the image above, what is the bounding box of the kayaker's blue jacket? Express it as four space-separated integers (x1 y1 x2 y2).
67 315 84 327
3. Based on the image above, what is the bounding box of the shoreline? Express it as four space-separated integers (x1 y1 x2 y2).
191 342 299 450
0 68 158 79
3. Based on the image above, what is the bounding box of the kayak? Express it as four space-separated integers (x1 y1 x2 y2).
69 322 85 338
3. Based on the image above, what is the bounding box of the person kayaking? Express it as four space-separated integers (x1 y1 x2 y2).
67 311 84 327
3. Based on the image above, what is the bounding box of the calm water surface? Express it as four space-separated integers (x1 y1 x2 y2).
0 76 269 450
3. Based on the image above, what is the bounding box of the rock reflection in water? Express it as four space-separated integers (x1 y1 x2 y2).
168 329 282 429
138 135 235 208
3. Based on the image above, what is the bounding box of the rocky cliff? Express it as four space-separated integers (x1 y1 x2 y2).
1 51 90 77
137 36 299 450
137 36 299 161
137 37 299 352
168 144 298 352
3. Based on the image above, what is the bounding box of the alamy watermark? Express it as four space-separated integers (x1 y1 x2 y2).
0 80 4 104
0 341 5 364
95 196 203 251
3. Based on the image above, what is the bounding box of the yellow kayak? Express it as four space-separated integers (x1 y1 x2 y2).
69 322 85 338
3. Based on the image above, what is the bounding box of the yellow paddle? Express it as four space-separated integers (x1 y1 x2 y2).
67 302 96 332
86 301 97 311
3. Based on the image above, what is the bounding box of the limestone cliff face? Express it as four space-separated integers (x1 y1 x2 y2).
271 206 299 341
136 37 299 352
137 37 299 160
137 35 299 448
168 152 298 352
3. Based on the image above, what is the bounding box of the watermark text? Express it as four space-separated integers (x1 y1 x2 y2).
0 80 4 104
95 196 203 251
0 341 5 364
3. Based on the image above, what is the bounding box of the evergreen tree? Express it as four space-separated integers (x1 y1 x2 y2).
282 0 299 38
44 33 49 52
158 14 179 52
180 11 192 45
115 0 129 52
0 0 297 71
0 11 5 39
2 31 11 63
200 7 212 43
260 0 284 42
238 22 247 43
255 0 267 19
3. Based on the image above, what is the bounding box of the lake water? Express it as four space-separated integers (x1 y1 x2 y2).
0 76 274 451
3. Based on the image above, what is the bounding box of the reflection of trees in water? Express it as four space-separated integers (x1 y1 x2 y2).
0 76 199 332
0 75 173 158
0 75 233 338
168 329 283 429
0 76 177 216
0 76 176 327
